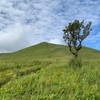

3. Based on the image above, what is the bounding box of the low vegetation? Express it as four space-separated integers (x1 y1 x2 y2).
0 42 100 100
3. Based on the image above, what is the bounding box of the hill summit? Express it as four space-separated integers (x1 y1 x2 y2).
0 42 100 59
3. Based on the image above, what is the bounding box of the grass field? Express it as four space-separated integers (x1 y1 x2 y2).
0 42 100 100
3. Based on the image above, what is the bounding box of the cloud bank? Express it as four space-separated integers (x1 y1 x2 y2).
0 0 100 52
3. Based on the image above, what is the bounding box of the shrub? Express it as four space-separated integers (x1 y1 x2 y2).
68 58 82 67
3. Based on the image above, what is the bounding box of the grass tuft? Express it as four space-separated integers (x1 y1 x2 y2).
68 58 82 68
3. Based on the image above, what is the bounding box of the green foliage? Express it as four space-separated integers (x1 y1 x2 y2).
63 20 92 59
68 58 82 67
0 42 100 100
0 59 100 100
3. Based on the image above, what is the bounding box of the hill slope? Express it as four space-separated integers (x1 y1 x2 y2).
0 42 100 100
0 42 100 59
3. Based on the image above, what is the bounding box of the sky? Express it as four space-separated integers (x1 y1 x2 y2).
0 0 100 53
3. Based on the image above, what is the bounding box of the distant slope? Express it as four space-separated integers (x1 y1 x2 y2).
0 42 100 59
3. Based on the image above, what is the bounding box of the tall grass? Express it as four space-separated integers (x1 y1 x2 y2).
68 58 82 68
0 42 100 99
0 58 100 100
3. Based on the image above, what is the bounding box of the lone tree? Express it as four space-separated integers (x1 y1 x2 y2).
63 20 92 59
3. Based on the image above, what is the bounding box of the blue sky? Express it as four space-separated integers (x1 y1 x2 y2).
0 0 100 53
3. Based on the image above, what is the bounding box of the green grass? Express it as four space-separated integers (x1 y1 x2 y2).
0 42 100 100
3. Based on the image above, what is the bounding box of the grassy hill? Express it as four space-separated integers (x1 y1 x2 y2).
0 42 100 100
0 42 100 59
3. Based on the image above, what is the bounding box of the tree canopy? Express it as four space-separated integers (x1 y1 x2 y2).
63 20 92 59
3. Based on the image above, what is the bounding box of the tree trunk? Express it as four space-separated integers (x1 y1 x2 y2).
75 50 78 59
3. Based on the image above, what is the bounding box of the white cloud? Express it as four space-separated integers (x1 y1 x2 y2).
0 0 100 52
48 38 63 44
0 23 32 52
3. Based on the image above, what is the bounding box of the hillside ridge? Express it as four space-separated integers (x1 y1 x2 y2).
0 42 100 59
